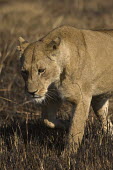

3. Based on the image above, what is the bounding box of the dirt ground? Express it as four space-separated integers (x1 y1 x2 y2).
0 0 113 169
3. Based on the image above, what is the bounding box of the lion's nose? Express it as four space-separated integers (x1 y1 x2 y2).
28 89 38 95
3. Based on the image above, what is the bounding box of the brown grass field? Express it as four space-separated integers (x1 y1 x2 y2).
0 0 113 169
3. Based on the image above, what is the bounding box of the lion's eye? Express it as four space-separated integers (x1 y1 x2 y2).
38 68 45 75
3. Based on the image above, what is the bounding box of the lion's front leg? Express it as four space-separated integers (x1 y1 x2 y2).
42 101 69 130
68 94 92 153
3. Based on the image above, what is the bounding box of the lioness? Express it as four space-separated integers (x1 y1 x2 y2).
18 26 113 153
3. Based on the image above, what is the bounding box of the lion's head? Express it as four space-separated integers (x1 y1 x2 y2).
17 33 68 103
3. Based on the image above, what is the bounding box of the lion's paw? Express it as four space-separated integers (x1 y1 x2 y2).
44 119 55 128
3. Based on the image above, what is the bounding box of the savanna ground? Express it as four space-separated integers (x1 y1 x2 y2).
0 0 113 169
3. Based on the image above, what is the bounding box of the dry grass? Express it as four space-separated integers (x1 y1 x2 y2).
0 0 113 169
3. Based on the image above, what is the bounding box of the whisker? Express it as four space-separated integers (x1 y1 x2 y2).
48 90 59 97
45 94 50 105
48 91 60 101
48 88 56 91
46 93 53 100
47 92 59 103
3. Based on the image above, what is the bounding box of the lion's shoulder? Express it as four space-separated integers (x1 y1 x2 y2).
91 29 113 37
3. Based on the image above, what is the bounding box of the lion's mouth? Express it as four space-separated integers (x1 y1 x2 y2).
31 94 46 103
32 94 42 98
34 96 45 103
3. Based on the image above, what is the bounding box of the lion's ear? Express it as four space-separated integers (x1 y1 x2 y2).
48 37 61 50
17 37 29 54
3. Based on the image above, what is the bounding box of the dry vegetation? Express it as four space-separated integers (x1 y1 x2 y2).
0 0 113 169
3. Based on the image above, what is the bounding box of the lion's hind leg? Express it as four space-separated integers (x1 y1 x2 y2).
91 96 113 135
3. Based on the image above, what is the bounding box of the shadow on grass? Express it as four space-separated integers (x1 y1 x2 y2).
0 116 113 169
0 118 67 153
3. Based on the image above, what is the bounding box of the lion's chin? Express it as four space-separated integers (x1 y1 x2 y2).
34 96 45 104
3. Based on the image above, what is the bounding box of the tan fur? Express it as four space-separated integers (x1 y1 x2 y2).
18 26 113 153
